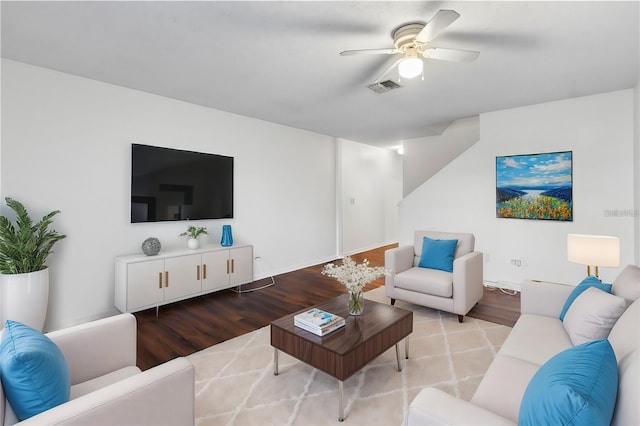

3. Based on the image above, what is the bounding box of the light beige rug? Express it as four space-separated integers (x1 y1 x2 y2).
188 287 512 425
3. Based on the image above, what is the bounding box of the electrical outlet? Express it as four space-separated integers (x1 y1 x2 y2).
510 258 527 267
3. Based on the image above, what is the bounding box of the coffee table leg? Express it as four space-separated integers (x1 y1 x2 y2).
395 343 402 372
273 348 279 376
338 380 345 422
405 336 410 359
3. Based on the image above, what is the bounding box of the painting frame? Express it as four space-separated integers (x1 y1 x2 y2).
496 151 573 221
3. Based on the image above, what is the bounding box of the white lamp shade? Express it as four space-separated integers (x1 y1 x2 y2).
567 234 620 267
398 57 423 79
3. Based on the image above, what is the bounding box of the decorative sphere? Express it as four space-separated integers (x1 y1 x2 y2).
142 237 161 256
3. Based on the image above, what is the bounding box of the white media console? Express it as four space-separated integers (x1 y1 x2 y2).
115 244 253 313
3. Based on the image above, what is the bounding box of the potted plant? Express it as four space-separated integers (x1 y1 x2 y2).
0 197 66 331
180 225 208 249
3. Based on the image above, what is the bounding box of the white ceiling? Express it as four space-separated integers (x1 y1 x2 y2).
2 1 639 148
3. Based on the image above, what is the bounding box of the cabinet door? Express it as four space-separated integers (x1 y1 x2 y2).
201 250 231 291
127 259 165 311
229 246 253 285
164 254 202 300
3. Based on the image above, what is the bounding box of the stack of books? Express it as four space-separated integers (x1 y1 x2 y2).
294 308 345 336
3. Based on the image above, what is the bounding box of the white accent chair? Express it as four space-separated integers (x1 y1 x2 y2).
385 231 484 322
1 314 195 425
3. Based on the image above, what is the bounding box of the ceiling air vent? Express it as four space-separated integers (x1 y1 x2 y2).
367 80 402 94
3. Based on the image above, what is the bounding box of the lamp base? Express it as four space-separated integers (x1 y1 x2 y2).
586 265 600 279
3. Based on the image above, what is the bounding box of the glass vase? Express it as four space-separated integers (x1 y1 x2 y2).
348 290 364 316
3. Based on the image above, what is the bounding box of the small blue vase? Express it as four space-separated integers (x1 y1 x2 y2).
221 225 233 247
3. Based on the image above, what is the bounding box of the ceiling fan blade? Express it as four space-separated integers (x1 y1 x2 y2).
372 58 403 84
415 10 460 43
422 47 479 62
340 48 399 56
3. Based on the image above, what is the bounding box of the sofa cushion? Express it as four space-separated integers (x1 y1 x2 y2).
608 298 640 363
0 320 71 420
471 354 539 422
562 286 626 345
612 349 639 426
498 314 573 366
519 339 618 426
611 264 640 305
394 267 453 298
418 237 458 272
559 276 612 321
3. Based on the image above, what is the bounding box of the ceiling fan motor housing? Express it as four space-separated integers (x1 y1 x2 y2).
391 22 426 51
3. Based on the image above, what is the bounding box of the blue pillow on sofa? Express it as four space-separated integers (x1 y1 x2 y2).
559 276 612 320
519 339 618 426
0 320 71 420
418 236 458 273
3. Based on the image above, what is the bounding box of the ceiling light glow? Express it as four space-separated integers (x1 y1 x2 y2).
398 57 423 79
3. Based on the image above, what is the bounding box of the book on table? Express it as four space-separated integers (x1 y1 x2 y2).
294 308 345 336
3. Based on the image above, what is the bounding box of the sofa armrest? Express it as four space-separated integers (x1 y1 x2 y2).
18 357 194 426
407 388 516 426
47 314 137 385
520 280 574 317
452 252 484 315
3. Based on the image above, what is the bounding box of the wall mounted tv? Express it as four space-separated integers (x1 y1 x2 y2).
131 144 233 223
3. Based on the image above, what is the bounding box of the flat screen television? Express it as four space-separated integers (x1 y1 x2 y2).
131 144 233 223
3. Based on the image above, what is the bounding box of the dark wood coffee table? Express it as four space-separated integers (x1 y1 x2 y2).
270 293 413 421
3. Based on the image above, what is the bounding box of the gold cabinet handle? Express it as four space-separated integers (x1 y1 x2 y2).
165 271 169 287
231 259 235 273
226 259 230 274
203 264 207 279
159 272 162 289
197 265 200 280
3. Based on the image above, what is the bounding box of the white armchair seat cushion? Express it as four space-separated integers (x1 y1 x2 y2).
71 366 141 399
394 267 453 298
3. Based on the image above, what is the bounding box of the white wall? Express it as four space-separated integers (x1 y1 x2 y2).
1 60 344 330
399 90 636 287
337 138 401 255
635 75 640 265
403 116 480 197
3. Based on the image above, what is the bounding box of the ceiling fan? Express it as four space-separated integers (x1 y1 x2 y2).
340 10 479 84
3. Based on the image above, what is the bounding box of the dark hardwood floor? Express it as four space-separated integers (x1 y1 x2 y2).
135 244 520 370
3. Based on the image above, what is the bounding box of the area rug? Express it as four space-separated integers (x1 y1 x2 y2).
188 287 512 425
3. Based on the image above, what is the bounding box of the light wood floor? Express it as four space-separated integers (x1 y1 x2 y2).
134 244 520 370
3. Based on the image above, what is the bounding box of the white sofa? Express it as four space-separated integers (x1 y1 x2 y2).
1 314 195 425
385 231 483 322
407 265 640 425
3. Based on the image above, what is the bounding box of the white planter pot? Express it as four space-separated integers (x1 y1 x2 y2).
187 238 199 249
0 268 49 331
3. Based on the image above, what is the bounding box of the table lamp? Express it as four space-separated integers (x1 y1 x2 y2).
567 234 620 278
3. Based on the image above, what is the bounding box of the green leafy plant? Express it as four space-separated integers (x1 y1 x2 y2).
179 225 208 239
0 197 66 274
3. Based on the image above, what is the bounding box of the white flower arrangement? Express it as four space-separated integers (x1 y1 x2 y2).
321 256 388 293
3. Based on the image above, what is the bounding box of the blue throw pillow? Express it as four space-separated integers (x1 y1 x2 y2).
519 339 618 426
0 320 71 420
418 237 458 273
559 276 613 320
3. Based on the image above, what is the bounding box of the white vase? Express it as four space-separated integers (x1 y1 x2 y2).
0 268 49 331
187 238 199 249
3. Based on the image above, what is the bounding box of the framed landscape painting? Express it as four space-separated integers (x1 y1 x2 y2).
496 151 573 221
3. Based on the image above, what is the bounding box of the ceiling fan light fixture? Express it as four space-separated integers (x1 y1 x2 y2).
398 57 423 79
